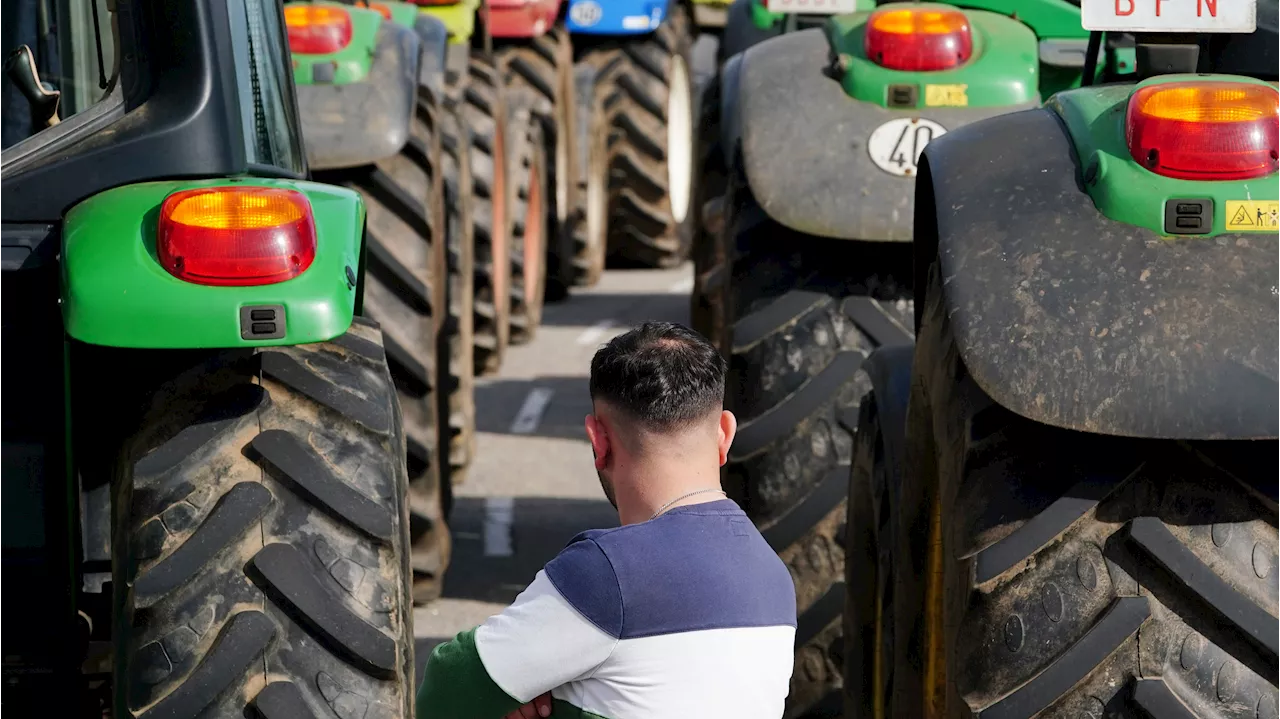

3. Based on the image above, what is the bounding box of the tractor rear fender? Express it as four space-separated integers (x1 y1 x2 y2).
60 179 366 350
413 14 450 98
297 22 420 171
914 108 1279 440
488 0 562 38
732 28 1033 242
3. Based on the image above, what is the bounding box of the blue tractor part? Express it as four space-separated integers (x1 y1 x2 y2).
565 0 698 272
566 0 669 34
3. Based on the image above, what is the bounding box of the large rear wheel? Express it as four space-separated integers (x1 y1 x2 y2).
690 73 726 343
438 88 477 504
568 62 609 288
866 259 1280 718
454 53 515 376
721 161 914 718
495 27 578 301
579 5 697 268
113 320 416 718
316 87 452 606
506 105 549 346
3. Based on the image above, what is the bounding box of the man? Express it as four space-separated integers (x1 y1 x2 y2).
417 322 796 718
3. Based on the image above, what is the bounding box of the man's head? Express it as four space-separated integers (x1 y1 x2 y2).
585 322 735 511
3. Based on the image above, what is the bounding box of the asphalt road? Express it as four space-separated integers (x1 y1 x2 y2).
413 261 698 680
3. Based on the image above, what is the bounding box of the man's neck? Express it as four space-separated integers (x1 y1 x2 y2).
613 461 726 525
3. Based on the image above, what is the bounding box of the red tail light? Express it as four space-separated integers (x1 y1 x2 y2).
284 5 354 55
864 7 972 72
158 187 317 287
1126 82 1279 181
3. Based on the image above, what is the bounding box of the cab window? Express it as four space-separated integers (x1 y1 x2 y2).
236 0 305 175
1 0 118 149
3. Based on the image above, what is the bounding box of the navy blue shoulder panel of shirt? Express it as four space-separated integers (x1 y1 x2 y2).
543 500 796 641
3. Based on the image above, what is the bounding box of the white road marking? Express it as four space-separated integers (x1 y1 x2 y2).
483 496 515 557
668 276 694 294
510 387 554 434
576 319 616 346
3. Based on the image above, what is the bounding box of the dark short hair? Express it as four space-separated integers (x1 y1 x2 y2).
589 322 726 432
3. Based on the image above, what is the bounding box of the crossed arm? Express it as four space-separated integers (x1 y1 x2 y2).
415 565 619 719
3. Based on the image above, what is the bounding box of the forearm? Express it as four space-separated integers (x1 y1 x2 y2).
416 628 522 719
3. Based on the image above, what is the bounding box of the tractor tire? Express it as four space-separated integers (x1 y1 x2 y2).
856 259 1280 719
506 104 549 346
316 92 452 606
495 27 578 302
690 72 727 344
840 345 912 719
113 320 416 719
567 62 609 288
579 4 697 268
720 161 914 718
454 54 515 376
439 89 477 492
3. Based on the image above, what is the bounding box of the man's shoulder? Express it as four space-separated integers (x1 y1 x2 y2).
548 505 797 640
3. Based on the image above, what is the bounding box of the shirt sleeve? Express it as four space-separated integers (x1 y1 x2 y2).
416 539 622 718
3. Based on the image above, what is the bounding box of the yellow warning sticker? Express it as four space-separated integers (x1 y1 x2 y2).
924 84 968 107
1225 201 1280 232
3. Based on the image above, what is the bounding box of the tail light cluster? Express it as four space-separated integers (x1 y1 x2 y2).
864 6 972 72
1126 81 1278 181
158 188 317 287
284 5 354 54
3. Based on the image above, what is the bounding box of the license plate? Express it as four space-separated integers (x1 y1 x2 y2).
1081 0 1256 33
763 0 859 14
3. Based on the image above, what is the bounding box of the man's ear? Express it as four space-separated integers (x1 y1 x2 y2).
717 410 737 467
585 414 610 470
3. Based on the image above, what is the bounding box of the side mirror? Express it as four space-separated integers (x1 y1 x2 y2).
5 45 61 129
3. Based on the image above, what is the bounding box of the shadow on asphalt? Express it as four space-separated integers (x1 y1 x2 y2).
442 495 619 603
538 292 690 328
475 375 593 441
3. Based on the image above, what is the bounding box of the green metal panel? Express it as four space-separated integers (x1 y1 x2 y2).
288 2 382 86
954 0 1085 39
62 178 366 349
1048 74 1279 237
420 0 479 44
826 7 1040 109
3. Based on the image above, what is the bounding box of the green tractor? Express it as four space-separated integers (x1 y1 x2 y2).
694 1 1138 714
284 0 464 605
844 4 1277 717
2 0 417 715
419 0 551 369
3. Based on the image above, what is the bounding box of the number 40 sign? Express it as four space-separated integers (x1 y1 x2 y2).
867 118 947 177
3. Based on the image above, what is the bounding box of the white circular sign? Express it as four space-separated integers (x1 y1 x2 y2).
867 118 947 177
570 0 603 27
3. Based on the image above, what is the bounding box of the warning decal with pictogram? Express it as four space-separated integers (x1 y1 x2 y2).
1225 201 1278 232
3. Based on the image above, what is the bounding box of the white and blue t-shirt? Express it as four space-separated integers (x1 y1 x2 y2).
418 499 798 718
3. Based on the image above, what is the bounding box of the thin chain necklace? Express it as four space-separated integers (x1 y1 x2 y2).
649 488 727 521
